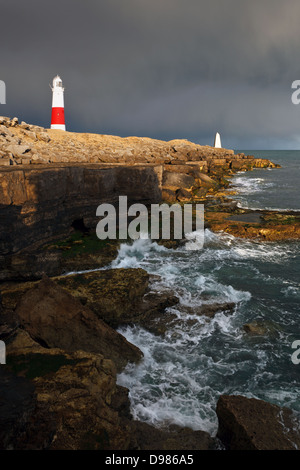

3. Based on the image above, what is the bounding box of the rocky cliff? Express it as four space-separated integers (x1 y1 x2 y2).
1 117 299 451
0 116 278 273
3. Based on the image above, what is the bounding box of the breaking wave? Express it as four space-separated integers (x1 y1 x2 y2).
114 229 300 436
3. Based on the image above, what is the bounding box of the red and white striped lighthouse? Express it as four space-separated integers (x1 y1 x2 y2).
50 75 66 130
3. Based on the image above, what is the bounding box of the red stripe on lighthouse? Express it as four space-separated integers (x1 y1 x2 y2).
51 107 65 125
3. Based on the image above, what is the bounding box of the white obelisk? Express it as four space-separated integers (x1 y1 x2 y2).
214 132 221 148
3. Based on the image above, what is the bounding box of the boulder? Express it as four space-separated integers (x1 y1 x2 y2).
163 171 196 190
193 188 208 199
31 154 49 164
36 132 50 143
19 121 30 130
243 320 279 337
0 124 12 137
6 144 31 157
22 130 37 140
55 269 179 331
162 188 177 203
15 275 143 371
191 302 236 318
131 421 215 450
216 395 300 450
11 117 19 127
176 188 193 201
196 173 217 187
186 161 208 173
0 117 11 125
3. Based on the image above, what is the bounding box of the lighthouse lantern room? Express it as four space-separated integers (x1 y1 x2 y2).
50 75 66 130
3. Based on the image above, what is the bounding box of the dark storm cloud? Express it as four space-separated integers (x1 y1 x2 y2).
1 0 300 148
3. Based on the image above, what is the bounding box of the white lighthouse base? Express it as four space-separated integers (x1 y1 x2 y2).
51 124 66 131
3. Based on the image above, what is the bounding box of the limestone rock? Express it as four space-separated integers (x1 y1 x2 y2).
176 188 193 201
216 395 300 450
0 116 11 125
11 117 19 127
163 171 196 190
196 172 217 187
191 302 236 318
0 157 13 166
243 320 279 336
6 144 31 157
131 421 215 450
55 269 179 332
4 329 217 450
15 275 143 371
19 121 30 130
36 132 50 143
0 368 55 450
5 334 133 450
162 188 177 203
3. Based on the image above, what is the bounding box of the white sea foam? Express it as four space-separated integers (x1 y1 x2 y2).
117 326 226 434
111 237 168 269
232 176 274 194
280 279 300 298
235 201 300 212
116 304 278 435
113 226 300 437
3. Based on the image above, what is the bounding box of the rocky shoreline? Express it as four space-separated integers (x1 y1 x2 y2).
1 117 299 450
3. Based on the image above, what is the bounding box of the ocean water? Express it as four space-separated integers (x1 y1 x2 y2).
114 151 300 439
231 150 300 211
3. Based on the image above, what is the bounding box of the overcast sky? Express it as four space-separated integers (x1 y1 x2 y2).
2 0 300 149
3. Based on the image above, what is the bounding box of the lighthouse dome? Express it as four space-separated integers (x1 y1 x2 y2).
52 75 63 88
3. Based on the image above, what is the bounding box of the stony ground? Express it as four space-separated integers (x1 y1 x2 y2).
0 115 277 170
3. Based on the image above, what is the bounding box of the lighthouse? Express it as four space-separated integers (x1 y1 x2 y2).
50 75 66 130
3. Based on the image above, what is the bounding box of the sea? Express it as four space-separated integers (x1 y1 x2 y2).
112 151 300 439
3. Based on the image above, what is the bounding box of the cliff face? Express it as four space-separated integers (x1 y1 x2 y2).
0 164 162 256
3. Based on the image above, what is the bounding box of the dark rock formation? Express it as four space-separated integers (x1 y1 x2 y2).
0 368 55 450
15 275 143 371
6 332 133 450
0 271 235 337
243 320 280 337
2 286 215 451
216 395 300 450
0 164 162 257
131 421 215 450
205 208 300 242
55 269 179 330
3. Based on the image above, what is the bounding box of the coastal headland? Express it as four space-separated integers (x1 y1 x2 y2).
1 116 299 450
